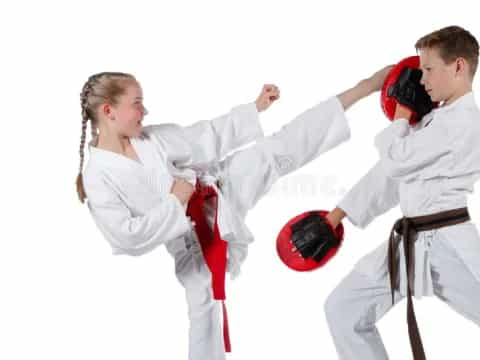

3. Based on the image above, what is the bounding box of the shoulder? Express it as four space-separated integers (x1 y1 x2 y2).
82 158 101 188
82 165 105 194
442 105 480 134
430 105 480 153
82 161 119 205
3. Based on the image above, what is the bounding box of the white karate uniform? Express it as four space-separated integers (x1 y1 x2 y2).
325 92 480 359
83 96 351 360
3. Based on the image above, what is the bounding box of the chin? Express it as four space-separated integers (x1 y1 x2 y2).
429 93 440 102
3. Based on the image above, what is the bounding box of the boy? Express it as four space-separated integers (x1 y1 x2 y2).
324 25 480 359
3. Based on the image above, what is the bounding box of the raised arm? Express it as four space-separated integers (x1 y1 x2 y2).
146 85 280 169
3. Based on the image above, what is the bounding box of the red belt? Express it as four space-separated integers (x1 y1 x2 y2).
186 179 231 352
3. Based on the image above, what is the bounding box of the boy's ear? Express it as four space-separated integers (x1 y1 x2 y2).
455 57 467 76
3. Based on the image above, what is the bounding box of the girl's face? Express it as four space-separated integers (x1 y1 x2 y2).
109 82 148 137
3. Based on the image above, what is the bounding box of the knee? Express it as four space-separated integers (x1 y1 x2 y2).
186 284 217 319
324 289 341 323
324 287 352 331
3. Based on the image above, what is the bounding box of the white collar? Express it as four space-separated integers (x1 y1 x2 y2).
87 135 145 168
433 91 477 114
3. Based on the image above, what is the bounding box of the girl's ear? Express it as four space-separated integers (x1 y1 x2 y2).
100 103 115 120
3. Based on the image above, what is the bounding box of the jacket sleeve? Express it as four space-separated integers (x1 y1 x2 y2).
374 116 454 182
336 161 400 228
85 176 192 256
147 102 264 168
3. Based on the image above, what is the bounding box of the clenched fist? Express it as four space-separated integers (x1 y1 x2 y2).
170 177 195 205
255 84 280 112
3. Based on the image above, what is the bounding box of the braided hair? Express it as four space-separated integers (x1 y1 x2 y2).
76 72 137 203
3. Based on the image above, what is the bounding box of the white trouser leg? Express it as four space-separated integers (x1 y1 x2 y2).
324 266 404 360
173 247 226 360
430 226 480 327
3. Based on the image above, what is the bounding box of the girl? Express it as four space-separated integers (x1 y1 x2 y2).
76 69 389 360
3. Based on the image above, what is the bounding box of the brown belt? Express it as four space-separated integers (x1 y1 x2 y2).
387 207 470 360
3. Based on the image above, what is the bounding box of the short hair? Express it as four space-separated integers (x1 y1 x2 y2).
415 25 479 77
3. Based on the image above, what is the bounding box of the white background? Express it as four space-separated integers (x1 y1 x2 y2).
1 0 480 359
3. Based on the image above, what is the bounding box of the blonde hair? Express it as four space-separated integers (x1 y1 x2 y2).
76 72 137 203
415 25 479 77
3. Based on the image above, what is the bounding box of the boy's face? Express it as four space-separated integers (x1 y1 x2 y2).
419 47 458 103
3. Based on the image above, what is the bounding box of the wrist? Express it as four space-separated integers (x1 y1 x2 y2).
255 100 263 112
394 103 412 120
327 208 346 229
358 78 376 96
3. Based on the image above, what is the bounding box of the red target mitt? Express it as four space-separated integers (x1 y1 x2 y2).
381 56 438 125
276 210 344 272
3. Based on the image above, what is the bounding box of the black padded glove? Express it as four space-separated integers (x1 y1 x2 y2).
290 212 340 262
387 67 434 119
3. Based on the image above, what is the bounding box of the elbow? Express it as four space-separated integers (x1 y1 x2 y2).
378 159 410 180
111 202 192 255
111 229 160 256
380 162 423 183
114 225 189 256
112 237 148 255
380 162 400 179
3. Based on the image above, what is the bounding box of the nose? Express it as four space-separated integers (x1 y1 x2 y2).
420 72 426 86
